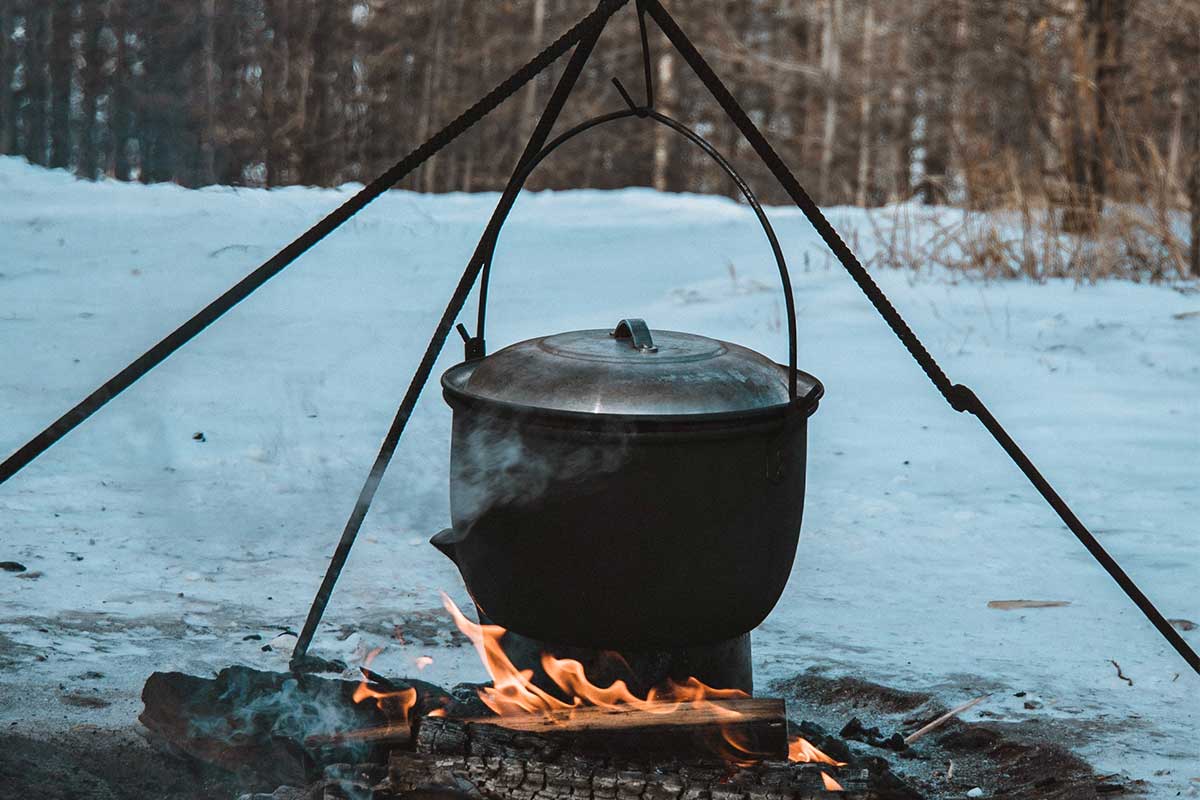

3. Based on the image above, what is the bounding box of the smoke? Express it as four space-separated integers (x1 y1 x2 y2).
171 666 383 778
449 410 632 526
212 670 364 745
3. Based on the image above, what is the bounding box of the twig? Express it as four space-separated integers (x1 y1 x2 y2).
1109 660 1134 686
903 695 989 745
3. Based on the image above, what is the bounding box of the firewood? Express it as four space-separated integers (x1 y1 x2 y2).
417 698 789 761
380 702 869 800
139 667 453 785
385 741 867 800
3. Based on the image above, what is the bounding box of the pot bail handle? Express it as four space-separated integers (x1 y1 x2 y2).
472 107 799 402
611 318 658 352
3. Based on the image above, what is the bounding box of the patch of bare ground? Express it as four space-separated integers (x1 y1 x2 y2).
0 725 253 800
772 671 1145 799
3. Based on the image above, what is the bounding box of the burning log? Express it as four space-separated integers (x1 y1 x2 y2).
416 697 790 761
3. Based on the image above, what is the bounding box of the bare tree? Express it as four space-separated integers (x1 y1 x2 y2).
110 0 132 180
651 49 675 192
0 0 1191 286
1061 0 1129 231
1190 49 1200 277
48 0 71 169
817 0 841 204
854 0 874 207
78 0 106 179
22 1 48 165
0 0 16 154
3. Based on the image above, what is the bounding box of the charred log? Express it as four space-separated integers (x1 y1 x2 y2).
140 667 455 786
416 698 789 762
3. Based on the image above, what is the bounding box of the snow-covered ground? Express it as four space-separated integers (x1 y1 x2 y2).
1 156 1197 795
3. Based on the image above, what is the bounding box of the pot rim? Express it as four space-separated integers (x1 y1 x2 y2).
441 359 823 432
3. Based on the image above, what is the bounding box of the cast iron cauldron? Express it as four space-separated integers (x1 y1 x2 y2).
433 317 822 649
429 109 823 649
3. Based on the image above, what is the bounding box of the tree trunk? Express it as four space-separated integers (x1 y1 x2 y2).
854 0 874 207
1166 76 1183 196
261 0 289 186
110 0 131 179
300 0 336 185
652 50 675 192
78 0 105 179
1062 0 1127 231
211 0 244 184
198 0 216 185
919 1 953 206
1189 64 1200 277
0 1 16 154
818 0 841 204
518 0 546 149
48 0 72 169
888 11 912 202
23 2 49 165
415 0 444 193
1090 0 1127 206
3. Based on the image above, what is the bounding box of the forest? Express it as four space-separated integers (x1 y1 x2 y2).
1 0 1198 277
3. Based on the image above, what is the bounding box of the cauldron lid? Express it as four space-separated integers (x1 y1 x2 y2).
453 319 814 416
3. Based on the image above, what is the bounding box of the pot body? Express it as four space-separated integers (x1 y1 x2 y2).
438 361 815 649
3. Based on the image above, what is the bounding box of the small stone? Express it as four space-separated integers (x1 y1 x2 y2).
967 788 984 798
1024 700 1042 710
1 562 26 572
192 432 206 442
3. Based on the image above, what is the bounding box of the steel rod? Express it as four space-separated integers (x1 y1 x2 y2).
953 386 1200 676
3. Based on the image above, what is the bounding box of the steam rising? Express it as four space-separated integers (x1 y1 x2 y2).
450 412 631 525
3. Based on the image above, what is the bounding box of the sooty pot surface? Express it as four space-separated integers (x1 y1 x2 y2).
435 319 822 649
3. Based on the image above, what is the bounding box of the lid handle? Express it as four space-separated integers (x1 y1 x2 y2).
611 318 658 353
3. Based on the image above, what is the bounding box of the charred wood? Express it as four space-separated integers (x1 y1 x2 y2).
416 698 789 762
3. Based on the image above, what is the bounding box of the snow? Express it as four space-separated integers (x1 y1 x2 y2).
0 156 1197 794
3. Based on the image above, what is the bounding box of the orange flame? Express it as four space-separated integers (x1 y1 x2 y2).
820 771 844 791
788 735 847 766
441 592 575 715
439 593 849 768
442 592 750 718
351 647 418 725
441 593 774 763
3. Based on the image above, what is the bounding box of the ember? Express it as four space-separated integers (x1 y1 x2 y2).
352 647 418 728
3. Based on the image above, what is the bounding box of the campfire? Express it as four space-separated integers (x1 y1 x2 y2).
346 592 847 781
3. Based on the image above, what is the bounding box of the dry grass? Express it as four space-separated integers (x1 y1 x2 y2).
864 158 1195 283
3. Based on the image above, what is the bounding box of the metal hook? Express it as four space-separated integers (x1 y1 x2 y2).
608 3 655 118
636 0 654 109
610 77 645 116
